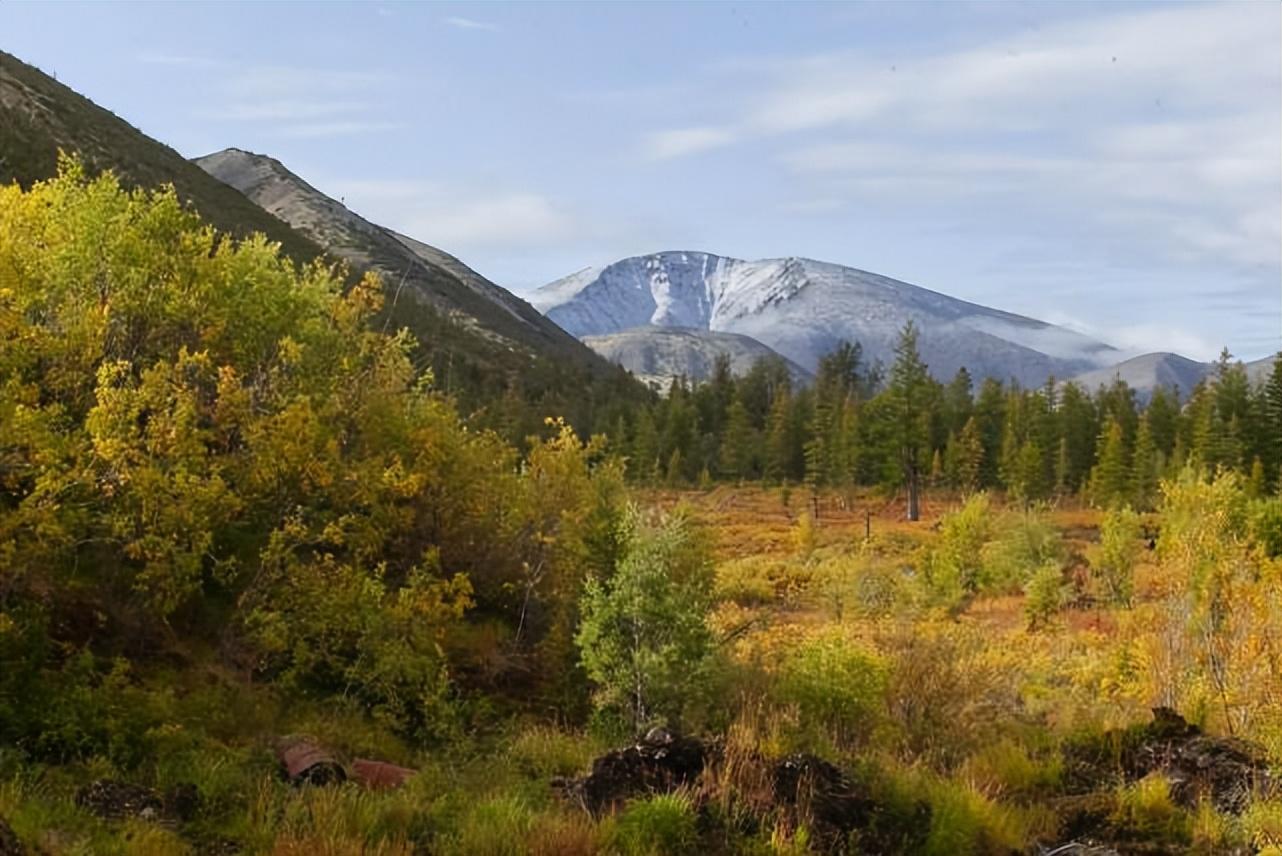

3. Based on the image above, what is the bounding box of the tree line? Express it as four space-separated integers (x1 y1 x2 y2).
608 325 1282 515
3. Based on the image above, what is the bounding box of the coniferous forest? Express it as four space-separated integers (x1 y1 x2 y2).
2 162 1281 855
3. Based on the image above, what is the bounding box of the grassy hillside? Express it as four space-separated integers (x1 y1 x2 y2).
0 50 651 437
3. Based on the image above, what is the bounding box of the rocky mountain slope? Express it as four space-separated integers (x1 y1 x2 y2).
582 326 813 389
194 148 589 362
535 251 1117 387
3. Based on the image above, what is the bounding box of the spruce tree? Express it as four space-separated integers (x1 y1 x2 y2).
886 322 931 520
1089 418 1130 507
1130 414 1159 510
720 394 756 481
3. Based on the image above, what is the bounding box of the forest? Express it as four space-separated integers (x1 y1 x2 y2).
1 164 1281 855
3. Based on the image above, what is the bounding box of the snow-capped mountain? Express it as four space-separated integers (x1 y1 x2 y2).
582 326 813 390
535 251 1117 386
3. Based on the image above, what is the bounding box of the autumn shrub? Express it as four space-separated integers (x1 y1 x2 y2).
715 555 783 606
810 551 906 620
1092 505 1141 605
878 624 1023 768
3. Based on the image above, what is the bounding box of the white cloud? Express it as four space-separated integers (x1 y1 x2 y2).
643 126 737 160
192 64 397 138
271 121 404 139
444 16 497 31
325 178 577 251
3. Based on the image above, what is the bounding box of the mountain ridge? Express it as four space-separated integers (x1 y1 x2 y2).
536 250 1118 387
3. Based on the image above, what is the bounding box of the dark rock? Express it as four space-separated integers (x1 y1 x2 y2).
75 780 164 821
772 754 928 854
163 783 201 822
0 815 23 856
554 730 709 814
1063 708 1273 814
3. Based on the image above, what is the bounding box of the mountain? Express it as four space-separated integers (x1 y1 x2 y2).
582 326 813 389
194 148 595 361
1071 352 1277 399
0 51 323 265
535 251 1117 387
0 50 645 427
1070 352 1211 397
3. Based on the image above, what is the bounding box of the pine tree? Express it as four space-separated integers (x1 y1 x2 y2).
1130 414 1159 510
764 387 794 483
974 378 1006 487
720 394 756 481
1089 418 1130 507
1267 353 1282 494
955 416 984 494
886 322 932 520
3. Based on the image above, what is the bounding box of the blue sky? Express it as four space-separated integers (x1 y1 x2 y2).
3 1 1279 360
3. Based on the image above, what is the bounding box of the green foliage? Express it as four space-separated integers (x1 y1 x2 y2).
980 506 1063 594
1023 562 1068 631
611 792 698 856
1113 775 1190 844
924 493 991 606
1093 506 1141 605
576 506 715 732
774 632 887 751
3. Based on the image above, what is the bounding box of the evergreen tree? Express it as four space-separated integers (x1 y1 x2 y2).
1089 418 1130 507
1266 353 1282 493
973 378 1006 487
886 322 932 520
764 386 795 483
1130 413 1159 510
720 393 756 480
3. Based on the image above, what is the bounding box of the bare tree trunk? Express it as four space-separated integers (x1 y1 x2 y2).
906 466 920 521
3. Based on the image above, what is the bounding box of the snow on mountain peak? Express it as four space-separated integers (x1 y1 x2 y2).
534 250 1117 387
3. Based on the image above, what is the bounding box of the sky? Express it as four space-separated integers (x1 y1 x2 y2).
3 1 1279 361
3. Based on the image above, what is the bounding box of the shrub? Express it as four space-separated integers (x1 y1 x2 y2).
611 792 698 856
1023 562 1068 630
924 493 991 606
715 556 781 606
1092 505 1141 605
774 632 886 751
509 726 598 779
576 506 716 733
1113 775 1189 844
981 506 1063 594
